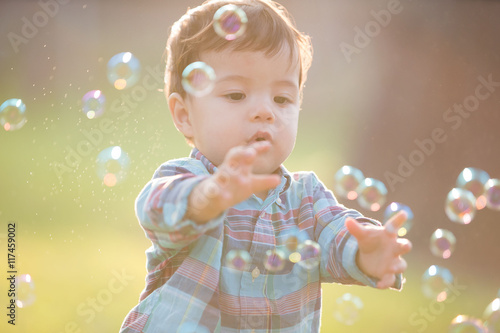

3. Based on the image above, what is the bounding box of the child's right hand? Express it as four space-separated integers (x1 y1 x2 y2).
187 141 281 224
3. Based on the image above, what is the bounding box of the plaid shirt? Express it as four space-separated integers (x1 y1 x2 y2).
120 148 401 333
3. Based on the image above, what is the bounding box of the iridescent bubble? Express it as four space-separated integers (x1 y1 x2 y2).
483 295 500 333
16 274 36 308
383 202 414 237
485 179 500 211
445 188 477 224
356 178 387 211
456 167 490 210
96 146 130 187
213 4 248 41
430 229 456 259
264 249 286 272
333 166 365 200
421 265 454 301
0 98 27 131
226 249 251 271
82 90 105 119
449 315 487 333
181 61 216 97
333 293 363 325
297 240 321 270
107 52 141 90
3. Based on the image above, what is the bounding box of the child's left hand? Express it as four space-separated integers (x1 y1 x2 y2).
345 211 412 289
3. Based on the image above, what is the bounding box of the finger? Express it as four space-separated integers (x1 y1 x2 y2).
250 174 281 193
224 146 257 172
248 140 272 154
376 273 396 289
391 258 407 274
384 210 408 235
345 217 366 241
396 238 412 255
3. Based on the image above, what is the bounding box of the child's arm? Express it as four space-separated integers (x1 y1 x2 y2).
345 211 412 289
185 141 281 223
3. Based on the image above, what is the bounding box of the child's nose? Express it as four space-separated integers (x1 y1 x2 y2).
250 102 275 123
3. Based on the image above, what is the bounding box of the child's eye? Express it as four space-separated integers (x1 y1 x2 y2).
225 93 246 101
274 96 291 104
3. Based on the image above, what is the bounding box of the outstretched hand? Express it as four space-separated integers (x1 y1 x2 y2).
345 211 412 289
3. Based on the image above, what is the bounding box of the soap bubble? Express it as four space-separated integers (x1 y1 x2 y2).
264 249 286 272
421 265 454 301
296 240 321 270
181 61 216 97
356 178 387 211
445 188 476 224
449 315 487 333
485 179 500 211
16 274 36 308
226 249 251 271
107 52 141 90
430 229 456 259
333 293 363 325
96 146 130 187
483 295 500 333
213 4 248 40
0 98 27 131
456 167 490 210
383 202 414 237
333 166 365 200
82 90 105 119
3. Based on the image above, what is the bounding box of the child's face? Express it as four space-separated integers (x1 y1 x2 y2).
176 48 301 174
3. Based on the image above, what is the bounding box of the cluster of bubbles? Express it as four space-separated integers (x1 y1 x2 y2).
225 227 321 274
333 166 388 212
447 291 500 332
180 4 248 98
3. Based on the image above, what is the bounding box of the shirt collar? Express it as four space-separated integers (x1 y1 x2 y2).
189 147 292 196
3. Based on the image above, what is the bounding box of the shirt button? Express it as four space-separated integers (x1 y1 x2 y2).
276 197 282 204
251 267 260 282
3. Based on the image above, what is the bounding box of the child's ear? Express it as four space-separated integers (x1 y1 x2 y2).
168 92 194 138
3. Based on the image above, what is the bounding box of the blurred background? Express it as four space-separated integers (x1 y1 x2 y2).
1 0 499 332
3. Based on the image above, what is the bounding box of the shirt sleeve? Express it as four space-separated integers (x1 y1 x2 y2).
135 159 227 252
309 172 403 290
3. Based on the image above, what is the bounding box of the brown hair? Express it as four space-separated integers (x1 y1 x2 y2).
164 0 313 99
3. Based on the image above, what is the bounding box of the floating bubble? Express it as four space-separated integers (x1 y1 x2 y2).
296 240 321 270
96 146 130 187
456 167 490 210
485 179 500 211
82 90 105 119
213 4 248 41
422 265 454 301
383 202 414 237
483 295 500 333
333 293 363 325
333 166 365 200
16 274 36 308
356 178 387 211
181 61 216 97
445 188 476 224
449 315 487 333
0 98 27 131
107 52 141 90
226 249 251 271
263 249 286 272
430 229 456 259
